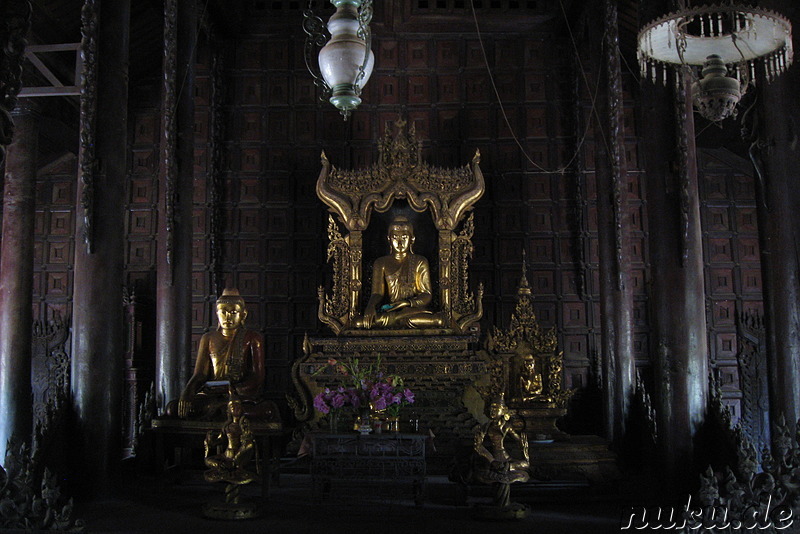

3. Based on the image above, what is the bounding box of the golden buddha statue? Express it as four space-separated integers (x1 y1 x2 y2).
203 393 258 485
517 357 544 403
171 288 277 421
356 216 443 329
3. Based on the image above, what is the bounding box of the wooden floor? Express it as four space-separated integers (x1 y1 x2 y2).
74 470 625 534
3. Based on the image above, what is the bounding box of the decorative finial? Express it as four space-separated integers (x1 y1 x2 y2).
518 250 531 296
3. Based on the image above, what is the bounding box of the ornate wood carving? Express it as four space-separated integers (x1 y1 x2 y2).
0 0 31 163
78 0 98 253
604 0 624 290
736 310 770 451
674 69 691 266
122 287 137 458
31 317 71 433
0 441 85 531
321 215 351 322
162 0 178 283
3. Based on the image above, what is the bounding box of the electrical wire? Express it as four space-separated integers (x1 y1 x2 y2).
174 0 210 109
469 0 610 175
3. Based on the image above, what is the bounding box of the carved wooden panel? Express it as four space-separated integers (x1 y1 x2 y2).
378 40 398 68
710 268 734 295
436 41 460 68
45 242 70 265
407 40 429 69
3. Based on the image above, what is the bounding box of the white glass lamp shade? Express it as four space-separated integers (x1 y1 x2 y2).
318 0 375 113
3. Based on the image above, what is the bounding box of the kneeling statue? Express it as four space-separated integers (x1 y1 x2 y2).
473 394 530 519
169 288 278 422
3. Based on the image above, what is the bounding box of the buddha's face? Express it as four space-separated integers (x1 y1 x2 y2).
388 224 413 255
217 302 246 331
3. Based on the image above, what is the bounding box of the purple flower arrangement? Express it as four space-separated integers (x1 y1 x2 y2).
312 357 416 418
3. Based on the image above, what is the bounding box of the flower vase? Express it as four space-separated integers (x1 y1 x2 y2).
328 411 341 433
385 416 400 432
358 407 372 434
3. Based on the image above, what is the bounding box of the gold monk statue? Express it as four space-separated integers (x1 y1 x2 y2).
356 216 443 329
517 357 544 402
172 288 277 421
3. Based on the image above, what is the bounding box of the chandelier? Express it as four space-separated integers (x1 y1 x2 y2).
637 4 793 121
303 0 375 120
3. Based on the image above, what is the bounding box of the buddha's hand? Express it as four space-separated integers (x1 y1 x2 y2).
361 310 376 328
381 300 409 312
178 396 192 418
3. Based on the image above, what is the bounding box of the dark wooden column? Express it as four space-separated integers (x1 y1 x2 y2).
640 69 709 492
155 0 196 412
71 0 130 494
752 7 800 438
593 0 636 443
0 103 38 456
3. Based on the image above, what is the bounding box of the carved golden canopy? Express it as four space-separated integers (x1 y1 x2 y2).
316 119 485 232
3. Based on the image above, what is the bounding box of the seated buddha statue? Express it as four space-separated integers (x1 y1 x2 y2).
355 216 444 329
170 288 278 421
517 357 544 403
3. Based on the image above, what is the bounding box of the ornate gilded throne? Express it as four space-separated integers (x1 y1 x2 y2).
289 120 488 459
477 258 619 481
482 256 574 440
315 120 484 335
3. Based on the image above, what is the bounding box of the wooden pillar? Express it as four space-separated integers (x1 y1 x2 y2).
0 103 38 457
155 0 196 412
752 18 800 438
640 69 708 492
71 0 130 494
594 0 635 443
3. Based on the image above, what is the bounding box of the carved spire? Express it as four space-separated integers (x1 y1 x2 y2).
518 250 531 297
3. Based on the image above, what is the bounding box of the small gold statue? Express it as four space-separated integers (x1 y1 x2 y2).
473 395 530 518
517 357 544 402
202 390 260 520
203 393 258 485
170 288 277 421
356 216 443 329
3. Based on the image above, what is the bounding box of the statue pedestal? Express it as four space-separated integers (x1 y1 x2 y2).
290 334 486 465
472 502 528 520
203 497 260 520
513 405 568 440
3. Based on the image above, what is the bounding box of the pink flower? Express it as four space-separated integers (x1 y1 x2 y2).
331 393 347 409
313 393 331 414
372 396 387 411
